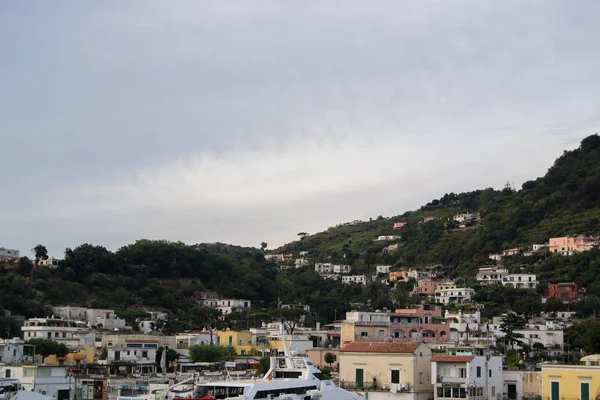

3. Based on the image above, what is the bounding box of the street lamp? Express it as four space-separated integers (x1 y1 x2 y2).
67 371 74 400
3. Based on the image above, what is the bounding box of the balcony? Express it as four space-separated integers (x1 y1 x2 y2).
436 376 468 384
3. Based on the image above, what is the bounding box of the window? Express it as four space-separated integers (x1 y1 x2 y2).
142 351 148 358
489 369 492 378
391 370 400 384
5 370 10 378
491 386 495 396
459 368 466 378
378 330 385 337
476 366 481 378
360 332 368 338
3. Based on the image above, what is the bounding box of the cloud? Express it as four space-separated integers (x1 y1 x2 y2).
1 0 600 255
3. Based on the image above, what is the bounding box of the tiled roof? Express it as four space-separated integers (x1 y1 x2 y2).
431 355 474 363
342 342 421 353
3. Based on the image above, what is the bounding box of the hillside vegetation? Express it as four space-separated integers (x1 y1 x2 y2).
1 134 600 335
276 134 600 276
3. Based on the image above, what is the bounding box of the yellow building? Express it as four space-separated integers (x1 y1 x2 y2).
43 346 97 366
542 356 600 400
217 330 255 355
339 342 432 399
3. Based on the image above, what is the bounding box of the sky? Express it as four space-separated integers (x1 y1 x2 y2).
1 1 600 257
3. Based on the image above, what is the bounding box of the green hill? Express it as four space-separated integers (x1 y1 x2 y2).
1 134 600 335
275 134 600 276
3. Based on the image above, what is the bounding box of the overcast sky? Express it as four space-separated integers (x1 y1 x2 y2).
2 1 600 257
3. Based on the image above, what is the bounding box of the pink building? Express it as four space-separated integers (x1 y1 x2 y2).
393 221 407 229
410 280 439 297
549 236 597 255
389 305 448 342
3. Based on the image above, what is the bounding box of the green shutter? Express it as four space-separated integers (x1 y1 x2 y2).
356 368 364 388
551 382 559 400
581 382 590 400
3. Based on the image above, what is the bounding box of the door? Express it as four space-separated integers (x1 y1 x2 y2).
551 381 559 400
355 368 364 388
581 382 590 400
114 351 120 361
507 383 517 400
57 389 70 400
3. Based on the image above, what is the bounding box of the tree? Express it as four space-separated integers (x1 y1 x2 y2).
31 244 49 277
99 346 108 360
188 344 228 363
260 242 268 251
33 244 49 262
26 339 69 361
500 312 525 349
16 257 34 276
269 308 307 335
297 233 308 240
324 352 336 368
156 346 179 372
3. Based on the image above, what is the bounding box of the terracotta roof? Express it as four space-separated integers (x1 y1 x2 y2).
431 355 474 363
342 342 421 353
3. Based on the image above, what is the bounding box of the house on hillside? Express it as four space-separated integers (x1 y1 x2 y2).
375 235 402 242
393 221 407 229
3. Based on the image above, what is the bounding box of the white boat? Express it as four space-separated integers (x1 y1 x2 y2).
172 328 362 400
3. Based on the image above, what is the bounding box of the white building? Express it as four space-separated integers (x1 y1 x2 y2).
294 258 309 268
453 212 480 223
332 264 351 274
515 326 564 350
502 274 537 289
502 371 542 400
476 267 508 285
51 307 128 330
375 265 391 274
3 365 74 399
488 253 503 262
375 235 402 242
201 299 252 315
38 257 62 268
444 310 482 343
106 346 157 373
21 318 89 347
432 348 503 400
345 311 390 324
0 338 36 364
342 275 368 285
407 269 432 281
434 287 475 305
0 248 19 258
315 263 333 274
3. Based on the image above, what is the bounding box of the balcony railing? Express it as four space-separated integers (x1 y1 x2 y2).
436 376 467 384
338 381 413 393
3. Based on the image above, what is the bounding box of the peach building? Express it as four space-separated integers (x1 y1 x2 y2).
410 280 439 296
389 271 410 282
549 236 596 255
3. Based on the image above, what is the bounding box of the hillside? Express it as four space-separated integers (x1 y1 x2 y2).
1 134 600 336
275 134 600 276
